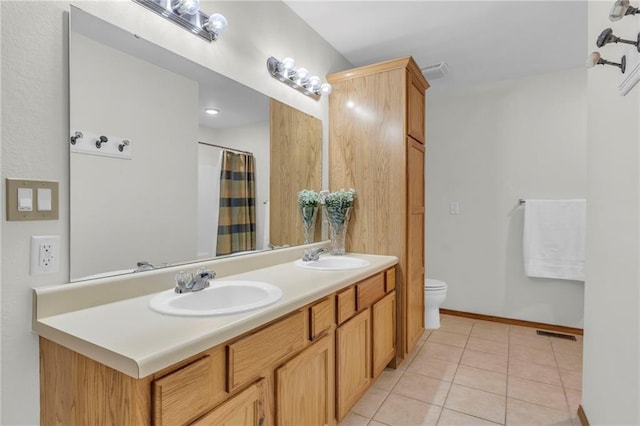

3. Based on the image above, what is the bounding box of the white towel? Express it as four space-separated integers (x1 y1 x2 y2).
523 199 586 281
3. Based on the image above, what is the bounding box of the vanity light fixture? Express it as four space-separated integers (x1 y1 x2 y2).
204 108 220 115
132 0 228 42
597 27 640 52
609 0 639 21
266 56 332 101
586 51 626 73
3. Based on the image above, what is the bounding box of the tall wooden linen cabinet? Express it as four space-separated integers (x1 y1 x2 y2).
328 56 429 359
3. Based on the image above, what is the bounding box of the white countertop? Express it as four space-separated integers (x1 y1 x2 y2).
33 247 398 379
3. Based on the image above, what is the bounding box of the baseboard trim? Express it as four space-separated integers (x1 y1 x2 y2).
577 404 590 426
440 309 584 336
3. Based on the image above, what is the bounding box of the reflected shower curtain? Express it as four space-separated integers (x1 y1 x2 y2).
216 150 256 256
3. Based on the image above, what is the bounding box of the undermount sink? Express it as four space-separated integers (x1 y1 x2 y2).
149 280 282 317
294 256 371 271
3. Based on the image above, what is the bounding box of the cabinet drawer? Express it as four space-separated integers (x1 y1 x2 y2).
385 268 396 293
357 273 386 310
227 311 306 392
310 296 335 340
337 286 356 325
153 356 213 426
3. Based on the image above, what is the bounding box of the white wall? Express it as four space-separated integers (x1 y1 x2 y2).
426 69 587 328
70 32 199 280
0 1 350 424
582 1 640 424
197 121 270 257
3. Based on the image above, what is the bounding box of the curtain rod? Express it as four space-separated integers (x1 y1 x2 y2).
198 141 253 156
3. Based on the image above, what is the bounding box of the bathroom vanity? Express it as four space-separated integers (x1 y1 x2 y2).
33 246 398 425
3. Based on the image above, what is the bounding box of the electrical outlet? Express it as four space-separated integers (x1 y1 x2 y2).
30 235 60 275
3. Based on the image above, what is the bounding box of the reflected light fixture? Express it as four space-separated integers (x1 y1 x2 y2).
205 108 220 115
266 56 332 100
597 27 640 52
586 51 626 73
132 0 228 42
610 0 639 21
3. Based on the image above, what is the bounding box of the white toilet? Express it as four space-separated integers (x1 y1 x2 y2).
424 278 448 329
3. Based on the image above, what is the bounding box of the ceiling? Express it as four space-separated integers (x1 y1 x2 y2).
284 1 588 91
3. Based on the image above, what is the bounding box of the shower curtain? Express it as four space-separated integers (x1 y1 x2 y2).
216 150 256 256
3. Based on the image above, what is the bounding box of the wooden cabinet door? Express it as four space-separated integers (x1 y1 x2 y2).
406 138 425 353
336 309 371 421
407 71 426 144
192 379 265 426
372 291 396 378
276 335 335 426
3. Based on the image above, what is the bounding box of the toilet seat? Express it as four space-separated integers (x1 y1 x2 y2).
425 278 447 290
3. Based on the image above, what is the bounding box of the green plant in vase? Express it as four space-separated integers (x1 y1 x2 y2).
297 189 321 244
322 188 357 255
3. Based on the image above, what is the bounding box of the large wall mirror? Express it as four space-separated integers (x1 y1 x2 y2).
69 6 322 281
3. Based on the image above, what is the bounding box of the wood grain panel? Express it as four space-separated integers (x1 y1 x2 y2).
336 286 356 325
356 272 386 310
385 267 396 293
336 309 371 421
276 335 335 426
192 379 265 426
310 296 335 340
39 337 152 426
270 99 322 247
407 72 426 143
227 311 306 392
372 291 396 378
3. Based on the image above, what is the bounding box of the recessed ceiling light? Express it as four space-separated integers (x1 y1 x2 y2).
205 108 220 115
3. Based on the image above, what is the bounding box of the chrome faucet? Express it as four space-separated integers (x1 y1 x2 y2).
175 268 216 293
302 247 328 262
134 261 155 272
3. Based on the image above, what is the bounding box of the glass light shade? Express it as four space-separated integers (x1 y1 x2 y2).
203 13 228 35
319 83 332 95
308 76 321 90
174 0 200 15
282 57 296 71
296 67 310 84
610 0 629 21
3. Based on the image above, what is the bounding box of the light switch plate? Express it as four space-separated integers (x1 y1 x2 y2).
6 178 59 221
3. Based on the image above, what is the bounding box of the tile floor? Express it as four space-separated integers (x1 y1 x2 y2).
339 314 583 426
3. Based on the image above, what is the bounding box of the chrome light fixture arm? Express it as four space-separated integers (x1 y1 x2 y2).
267 56 332 101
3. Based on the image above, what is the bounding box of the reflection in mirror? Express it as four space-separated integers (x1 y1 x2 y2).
69 7 321 281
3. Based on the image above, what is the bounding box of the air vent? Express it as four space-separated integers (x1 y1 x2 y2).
421 62 449 80
536 330 577 341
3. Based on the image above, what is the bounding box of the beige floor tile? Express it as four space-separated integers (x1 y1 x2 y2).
420 342 464 364
506 398 573 426
559 369 583 391
437 408 502 425
441 314 475 325
470 327 509 344
510 344 557 367
339 412 370 426
351 387 389 418
466 336 509 357
438 321 473 336
393 373 451 406
428 330 469 348
460 349 508 374
367 421 389 426
374 393 441 426
453 365 507 395
555 351 583 372
509 325 540 337
373 367 404 392
444 384 506 424
407 353 459 382
421 329 433 342
509 334 552 352
472 320 510 332
551 339 583 357
508 358 562 387
564 388 582 414
507 376 568 410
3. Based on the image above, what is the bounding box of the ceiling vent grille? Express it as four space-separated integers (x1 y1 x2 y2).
421 62 449 80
